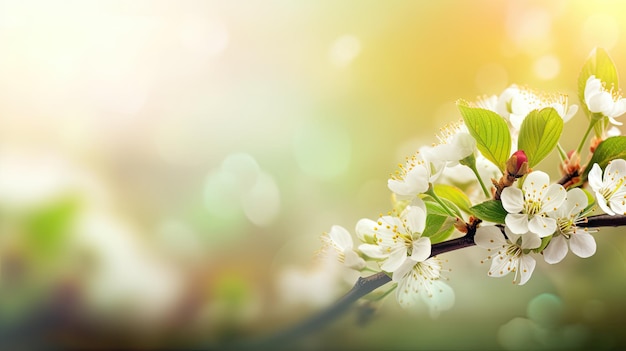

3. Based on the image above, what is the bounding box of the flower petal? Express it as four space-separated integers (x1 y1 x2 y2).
563 188 588 218
588 91 613 114
358 243 386 259
517 255 536 285
388 165 429 197
489 253 515 278
381 246 408 272
584 76 602 103
604 159 626 184
404 206 426 235
563 104 578 123
523 171 550 200
355 218 377 243
596 192 615 215
587 163 604 192
423 280 455 319
543 235 568 264
474 226 506 249
520 232 542 249
505 213 529 234
328 225 353 250
344 250 366 270
501 187 525 213
528 216 556 237
392 259 415 283
410 237 431 262
608 197 626 216
569 232 597 258
608 98 626 121
541 184 566 213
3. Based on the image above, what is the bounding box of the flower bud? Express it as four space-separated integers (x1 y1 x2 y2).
506 150 529 178
454 217 468 234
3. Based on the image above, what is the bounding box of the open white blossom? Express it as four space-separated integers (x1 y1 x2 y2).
543 188 596 264
584 75 626 125
427 121 476 166
495 85 578 130
387 151 431 198
588 160 626 215
475 94 498 112
322 225 366 270
475 226 541 285
501 171 566 237
358 199 431 274
393 257 454 318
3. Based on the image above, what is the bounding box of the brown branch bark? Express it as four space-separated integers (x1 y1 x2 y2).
239 214 626 350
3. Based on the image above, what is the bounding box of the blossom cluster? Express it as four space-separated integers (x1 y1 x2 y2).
320 48 626 317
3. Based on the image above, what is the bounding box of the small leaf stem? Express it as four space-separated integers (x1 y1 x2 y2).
425 186 457 217
576 120 598 155
556 143 568 161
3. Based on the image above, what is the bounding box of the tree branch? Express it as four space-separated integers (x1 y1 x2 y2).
581 214 626 227
243 214 626 350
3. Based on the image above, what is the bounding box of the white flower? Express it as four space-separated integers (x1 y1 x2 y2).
428 121 476 165
475 226 541 285
393 257 454 318
496 85 578 131
322 225 366 270
543 188 596 264
358 199 431 274
588 160 626 215
475 94 498 112
584 75 626 125
441 154 501 201
501 171 566 237
387 151 431 198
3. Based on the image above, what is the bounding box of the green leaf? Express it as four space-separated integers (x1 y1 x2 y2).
517 108 564 168
578 47 619 117
427 225 455 244
580 188 596 212
582 136 626 179
457 99 511 170
422 201 455 243
422 211 447 237
434 183 472 214
470 200 507 224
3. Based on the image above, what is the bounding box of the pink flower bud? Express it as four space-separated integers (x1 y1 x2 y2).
507 150 528 177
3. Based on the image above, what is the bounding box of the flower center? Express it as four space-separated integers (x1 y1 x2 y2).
391 153 423 181
524 198 543 216
601 177 625 201
436 121 464 145
556 217 574 238
505 243 522 258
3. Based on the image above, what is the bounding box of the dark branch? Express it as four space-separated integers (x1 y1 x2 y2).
581 214 626 227
242 213 626 350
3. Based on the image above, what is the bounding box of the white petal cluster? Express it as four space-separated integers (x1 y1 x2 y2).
357 200 431 275
322 225 367 270
393 257 454 318
495 85 578 130
351 198 455 314
588 159 626 215
501 171 566 237
428 122 476 166
387 151 432 198
475 226 541 285
584 75 626 125
543 188 596 264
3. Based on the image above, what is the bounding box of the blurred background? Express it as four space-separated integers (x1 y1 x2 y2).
1 0 626 349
